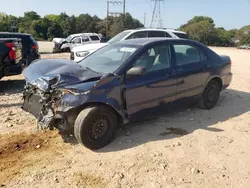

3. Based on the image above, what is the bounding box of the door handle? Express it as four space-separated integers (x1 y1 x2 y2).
204 64 211 68
168 71 176 76
176 67 184 72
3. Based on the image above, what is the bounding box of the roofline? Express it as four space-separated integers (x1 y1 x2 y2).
122 28 186 34
0 32 31 36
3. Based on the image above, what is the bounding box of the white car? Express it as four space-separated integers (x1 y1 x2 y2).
53 33 101 53
70 28 188 62
70 43 108 62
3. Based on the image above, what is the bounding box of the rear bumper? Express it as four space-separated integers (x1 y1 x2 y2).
222 72 233 90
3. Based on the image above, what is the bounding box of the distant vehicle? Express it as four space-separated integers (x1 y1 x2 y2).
237 45 250 49
0 32 40 65
70 28 189 62
0 38 24 79
22 38 232 150
52 33 101 53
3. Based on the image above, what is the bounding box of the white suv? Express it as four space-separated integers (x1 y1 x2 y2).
53 33 101 53
70 28 188 62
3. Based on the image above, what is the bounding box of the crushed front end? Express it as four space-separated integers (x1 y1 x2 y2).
22 80 90 133
21 58 102 132
22 83 65 131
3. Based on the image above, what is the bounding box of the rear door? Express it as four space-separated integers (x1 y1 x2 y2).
172 43 210 99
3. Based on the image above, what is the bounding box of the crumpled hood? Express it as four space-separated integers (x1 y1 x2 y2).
23 59 101 91
52 38 66 44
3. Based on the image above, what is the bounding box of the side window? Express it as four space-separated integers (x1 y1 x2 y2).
126 31 147 39
82 36 90 42
165 32 172 38
173 44 207 66
132 44 172 74
72 37 81 44
148 31 166 37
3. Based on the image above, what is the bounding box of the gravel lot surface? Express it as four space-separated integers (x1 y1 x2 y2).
0 42 250 188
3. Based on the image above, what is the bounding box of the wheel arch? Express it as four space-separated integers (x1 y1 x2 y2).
203 76 223 92
65 101 126 127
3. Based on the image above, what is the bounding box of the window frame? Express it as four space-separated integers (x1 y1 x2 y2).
171 43 209 66
72 37 82 44
124 43 173 80
82 36 90 42
126 31 148 40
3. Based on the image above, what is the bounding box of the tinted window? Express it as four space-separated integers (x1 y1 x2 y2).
127 31 148 39
173 32 189 39
28 35 37 44
173 44 207 65
72 37 81 44
89 35 100 41
148 31 166 37
132 44 172 73
82 36 90 42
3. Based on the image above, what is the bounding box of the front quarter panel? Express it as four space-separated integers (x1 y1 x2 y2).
87 75 126 121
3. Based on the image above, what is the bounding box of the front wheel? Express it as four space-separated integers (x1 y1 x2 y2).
199 80 221 109
74 106 118 150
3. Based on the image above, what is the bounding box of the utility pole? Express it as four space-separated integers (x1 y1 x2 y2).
150 0 164 28
10 20 18 32
123 0 126 30
106 0 126 37
144 13 146 27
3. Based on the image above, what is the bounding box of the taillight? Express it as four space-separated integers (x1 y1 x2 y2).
5 42 16 60
32 45 37 49
5 42 14 49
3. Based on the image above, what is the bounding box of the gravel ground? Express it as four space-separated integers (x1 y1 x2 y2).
0 43 250 188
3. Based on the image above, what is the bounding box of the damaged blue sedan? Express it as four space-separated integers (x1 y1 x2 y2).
22 38 232 149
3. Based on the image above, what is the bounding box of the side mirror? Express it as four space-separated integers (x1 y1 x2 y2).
126 66 145 77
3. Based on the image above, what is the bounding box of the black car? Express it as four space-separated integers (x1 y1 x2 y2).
22 38 232 150
0 32 40 65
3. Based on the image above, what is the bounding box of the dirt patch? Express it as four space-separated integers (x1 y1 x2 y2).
73 173 107 188
0 131 70 184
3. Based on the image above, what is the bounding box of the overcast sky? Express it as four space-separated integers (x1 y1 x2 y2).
0 0 249 29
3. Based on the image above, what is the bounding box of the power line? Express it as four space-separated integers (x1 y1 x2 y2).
106 0 126 36
150 0 164 28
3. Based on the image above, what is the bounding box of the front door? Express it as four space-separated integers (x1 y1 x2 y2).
70 37 82 50
172 43 211 100
124 44 177 118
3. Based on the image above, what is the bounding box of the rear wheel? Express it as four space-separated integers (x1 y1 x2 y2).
74 106 118 150
199 80 221 109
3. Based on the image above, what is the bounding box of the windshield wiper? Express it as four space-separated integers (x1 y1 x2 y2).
84 67 100 74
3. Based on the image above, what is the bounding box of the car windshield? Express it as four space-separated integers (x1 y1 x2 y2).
65 35 72 43
79 43 139 74
108 31 132 43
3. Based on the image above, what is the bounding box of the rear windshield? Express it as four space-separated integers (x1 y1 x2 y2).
89 35 100 41
28 35 37 44
173 32 189 39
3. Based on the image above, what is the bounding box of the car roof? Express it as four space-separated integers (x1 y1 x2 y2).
116 38 190 46
0 32 31 36
70 33 99 37
123 28 187 34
